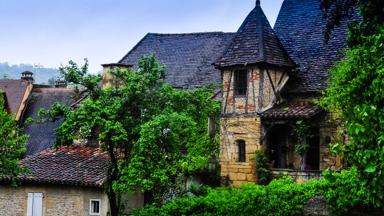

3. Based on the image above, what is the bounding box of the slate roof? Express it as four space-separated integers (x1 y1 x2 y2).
261 102 324 119
214 1 295 69
119 32 235 89
11 146 109 188
274 0 351 93
0 80 30 114
22 88 75 156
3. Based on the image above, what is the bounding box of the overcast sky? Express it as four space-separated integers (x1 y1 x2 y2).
0 0 285 73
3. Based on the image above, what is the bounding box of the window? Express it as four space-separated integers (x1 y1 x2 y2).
234 70 248 96
237 140 246 162
90 199 101 215
27 192 43 216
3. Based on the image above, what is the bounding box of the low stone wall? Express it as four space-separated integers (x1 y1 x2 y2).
271 169 322 183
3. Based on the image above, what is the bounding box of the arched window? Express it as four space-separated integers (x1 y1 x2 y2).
237 140 246 162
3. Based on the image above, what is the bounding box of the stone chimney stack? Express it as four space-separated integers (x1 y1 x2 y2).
21 71 34 83
101 63 132 89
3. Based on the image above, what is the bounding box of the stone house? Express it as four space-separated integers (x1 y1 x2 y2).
0 73 144 215
109 0 351 186
0 146 143 216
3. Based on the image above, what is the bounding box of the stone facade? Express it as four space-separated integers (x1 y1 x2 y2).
220 117 261 186
220 66 288 186
219 66 342 186
0 185 143 216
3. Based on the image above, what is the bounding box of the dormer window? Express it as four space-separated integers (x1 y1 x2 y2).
234 70 248 96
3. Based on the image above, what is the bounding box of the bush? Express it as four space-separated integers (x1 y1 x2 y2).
132 178 327 216
131 168 375 216
323 168 370 214
255 150 272 185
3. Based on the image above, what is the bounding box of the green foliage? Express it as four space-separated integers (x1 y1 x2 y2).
323 168 369 214
133 168 373 216
321 0 384 46
254 150 271 185
292 120 310 156
321 28 384 207
50 55 220 212
132 178 328 216
0 92 27 176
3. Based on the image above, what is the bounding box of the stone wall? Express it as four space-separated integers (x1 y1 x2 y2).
0 185 143 216
220 116 262 186
319 114 344 170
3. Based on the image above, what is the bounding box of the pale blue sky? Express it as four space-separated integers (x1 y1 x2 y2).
0 0 284 72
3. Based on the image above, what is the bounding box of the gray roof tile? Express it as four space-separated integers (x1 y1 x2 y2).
119 32 235 89
215 3 295 68
274 0 352 93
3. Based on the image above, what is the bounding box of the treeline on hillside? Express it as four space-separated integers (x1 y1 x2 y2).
0 62 59 84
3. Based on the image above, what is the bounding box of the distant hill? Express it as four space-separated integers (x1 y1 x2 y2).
0 62 60 84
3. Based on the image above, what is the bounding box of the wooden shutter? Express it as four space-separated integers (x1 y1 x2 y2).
33 193 43 216
27 192 43 216
27 193 34 216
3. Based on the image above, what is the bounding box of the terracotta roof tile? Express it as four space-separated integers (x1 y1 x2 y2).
14 146 109 188
261 102 324 119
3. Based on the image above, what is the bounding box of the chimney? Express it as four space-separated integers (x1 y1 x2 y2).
21 71 34 83
54 80 67 88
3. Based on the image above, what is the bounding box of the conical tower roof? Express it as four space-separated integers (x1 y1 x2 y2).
215 1 295 68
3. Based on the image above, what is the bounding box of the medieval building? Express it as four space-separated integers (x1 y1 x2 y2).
0 0 352 214
114 0 350 186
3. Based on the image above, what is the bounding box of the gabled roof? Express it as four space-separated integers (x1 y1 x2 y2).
1 146 109 188
0 79 30 114
274 0 352 93
22 88 75 156
214 1 295 69
119 32 235 89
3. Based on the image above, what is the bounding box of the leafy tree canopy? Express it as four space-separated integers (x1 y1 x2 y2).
321 0 384 45
49 55 220 214
0 92 27 177
321 0 384 207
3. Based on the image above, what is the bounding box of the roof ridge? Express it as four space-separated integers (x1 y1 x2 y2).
256 7 266 62
147 32 235 36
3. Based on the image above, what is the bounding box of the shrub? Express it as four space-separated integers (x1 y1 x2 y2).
323 168 370 214
132 178 327 216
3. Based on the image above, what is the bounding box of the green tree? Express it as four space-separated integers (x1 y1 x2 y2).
49 56 220 215
321 0 384 207
0 91 27 177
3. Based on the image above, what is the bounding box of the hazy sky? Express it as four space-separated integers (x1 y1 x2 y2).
0 0 285 73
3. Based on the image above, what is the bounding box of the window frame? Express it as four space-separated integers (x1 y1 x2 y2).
89 199 101 216
234 70 248 96
27 192 43 216
237 140 246 162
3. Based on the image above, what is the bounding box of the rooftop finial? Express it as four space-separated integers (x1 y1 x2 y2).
256 0 261 7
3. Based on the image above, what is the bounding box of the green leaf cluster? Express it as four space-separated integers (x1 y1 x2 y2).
0 92 27 177
52 55 220 207
321 28 384 206
133 168 371 216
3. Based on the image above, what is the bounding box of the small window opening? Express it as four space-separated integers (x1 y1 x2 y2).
237 140 246 162
90 199 101 215
234 70 248 96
